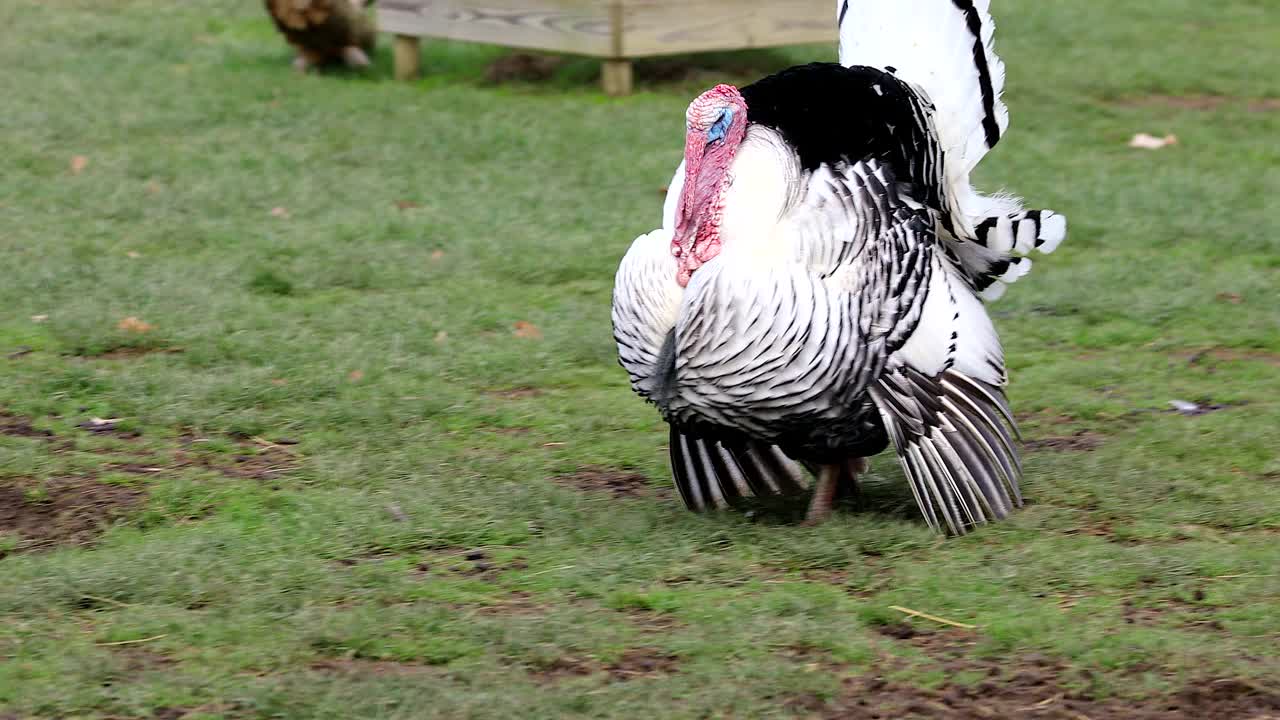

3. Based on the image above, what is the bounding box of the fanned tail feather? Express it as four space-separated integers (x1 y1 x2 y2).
837 0 1007 179
871 366 1022 535
669 427 809 511
838 0 1067 300
947 204 1067 300
973 208 1067 256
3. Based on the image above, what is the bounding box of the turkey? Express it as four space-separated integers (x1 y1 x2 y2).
611 0 1067 534
265 0 376 72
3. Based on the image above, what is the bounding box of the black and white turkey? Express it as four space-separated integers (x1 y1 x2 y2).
611 0 1067 534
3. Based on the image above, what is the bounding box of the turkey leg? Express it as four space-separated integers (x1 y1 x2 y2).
803 464 841 525
804 458 867 525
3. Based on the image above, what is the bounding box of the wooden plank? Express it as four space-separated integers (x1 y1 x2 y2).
393 34 422 79
600 59 633 95
377 0 614 57
617 0 832 57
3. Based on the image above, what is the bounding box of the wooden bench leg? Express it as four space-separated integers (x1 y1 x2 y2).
393 34 421 81
601 59 633 96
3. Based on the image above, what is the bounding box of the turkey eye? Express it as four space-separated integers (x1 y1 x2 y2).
706 107 734 144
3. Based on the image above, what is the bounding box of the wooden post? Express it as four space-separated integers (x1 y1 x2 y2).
601 1 631 96
601 60 633 96
393 34 421 80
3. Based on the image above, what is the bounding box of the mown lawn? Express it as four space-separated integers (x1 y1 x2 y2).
1 0 1278 718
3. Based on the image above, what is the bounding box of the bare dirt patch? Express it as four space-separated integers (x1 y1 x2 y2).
149 704 247 720
552 467 653 498
1024 430 1106 452
780 643 845 674
530 655 596 683
1122 596 1224 632
0 412 302 555
1183 347 1280 369
819 672 1280 720
625 608 684 633
528 648 679 684
309 657 442 677
471 590 546 617
0 477 145 554
0 410 54 439
174 435 299 481
1112 94 1280 113
410 547 528 582
1114 94 1233 111
606 648 679 681
80 346 185 361
485 386 543 400
110 646 177 674
1015 408 1120 451
796 626 1280 719
493 426 533 436
1014 409 1084 431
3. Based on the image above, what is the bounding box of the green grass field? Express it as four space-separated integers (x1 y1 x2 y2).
2 1 1278 717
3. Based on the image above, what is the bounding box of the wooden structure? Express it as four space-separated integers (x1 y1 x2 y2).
378 0 833 94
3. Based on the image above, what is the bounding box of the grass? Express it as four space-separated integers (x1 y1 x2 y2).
1 0 1278 717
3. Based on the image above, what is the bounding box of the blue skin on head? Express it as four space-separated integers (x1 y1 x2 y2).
706 108 734 144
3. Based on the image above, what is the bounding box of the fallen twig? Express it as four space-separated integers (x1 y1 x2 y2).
252 436 300 456
95 634 167 646
888 605 977 629
82 594 135 609
1026 693 1063 710
522 565 575 578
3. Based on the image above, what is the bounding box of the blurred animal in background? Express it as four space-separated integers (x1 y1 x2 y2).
265 0 376 72
612 0 1067 534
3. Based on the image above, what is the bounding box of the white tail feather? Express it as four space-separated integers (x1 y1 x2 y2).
837 0 1067 300
838 0 1007 183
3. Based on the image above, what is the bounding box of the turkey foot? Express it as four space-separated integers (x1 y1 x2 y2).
341 46 371 68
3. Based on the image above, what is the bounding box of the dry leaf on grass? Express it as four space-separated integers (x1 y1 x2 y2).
270 378 288 386
395 200 421 210
1168 399 1229 416
126 250 141 259
513 321 542 340
117 316 155 333
145 180 162 195
430 249 445 261
269 207 290 219
434 331 448 343
70 155 89 174
1129 133 1178 149
348 369 364 382
31 314 49 323
80 417 124 432
1216 292 1243 304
